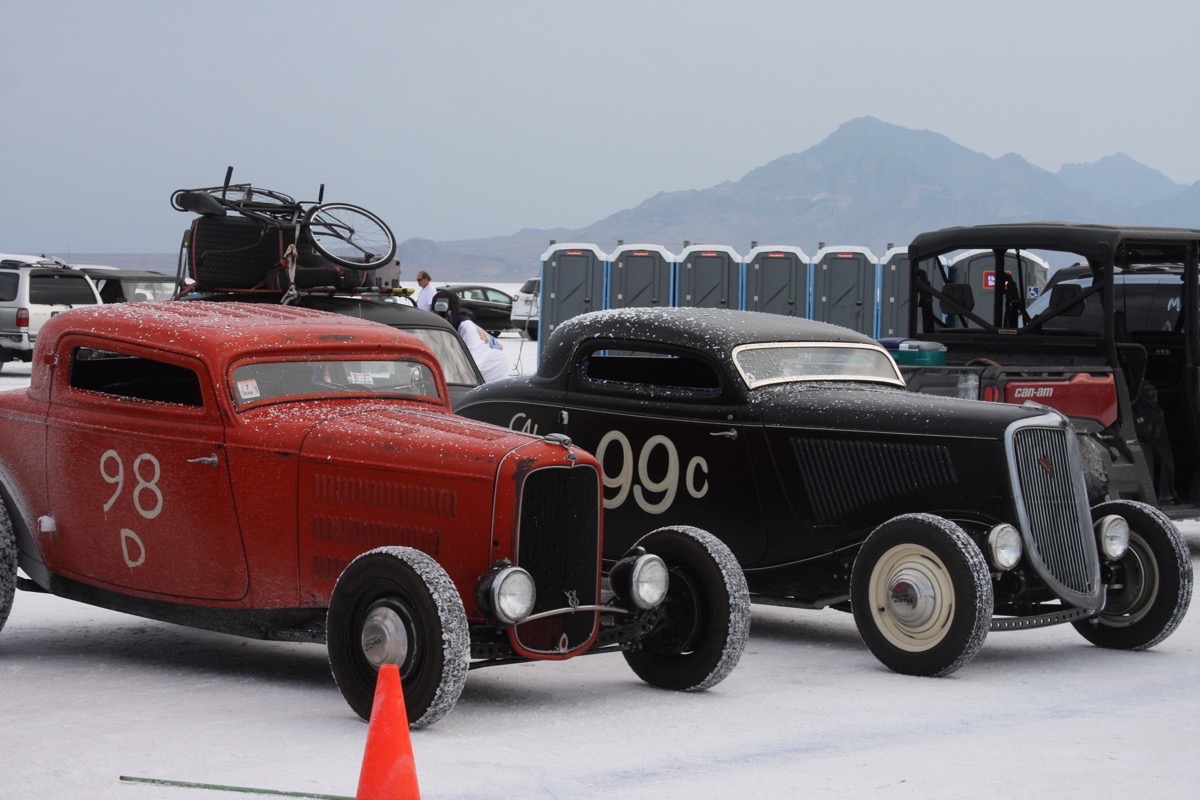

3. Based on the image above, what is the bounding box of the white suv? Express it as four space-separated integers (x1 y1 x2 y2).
511 277 539 340
0 254 102 362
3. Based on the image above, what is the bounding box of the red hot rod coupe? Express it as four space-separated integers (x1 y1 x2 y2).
0 302 749 726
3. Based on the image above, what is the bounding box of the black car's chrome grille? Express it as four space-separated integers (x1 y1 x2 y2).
793 437 957 524
1010 426 1096 596
513 465 600 655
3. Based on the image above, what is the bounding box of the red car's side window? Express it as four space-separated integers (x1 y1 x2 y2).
69 347 205 408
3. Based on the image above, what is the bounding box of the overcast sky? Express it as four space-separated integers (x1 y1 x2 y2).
3 0 1198 254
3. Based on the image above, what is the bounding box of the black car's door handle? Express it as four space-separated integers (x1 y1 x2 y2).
710 429 738 440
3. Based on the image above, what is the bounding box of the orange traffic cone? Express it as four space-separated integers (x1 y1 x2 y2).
356 664 420 800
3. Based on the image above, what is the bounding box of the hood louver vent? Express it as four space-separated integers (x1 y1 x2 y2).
793 437 957 524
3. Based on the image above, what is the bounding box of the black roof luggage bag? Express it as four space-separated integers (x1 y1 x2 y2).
188 215 294 291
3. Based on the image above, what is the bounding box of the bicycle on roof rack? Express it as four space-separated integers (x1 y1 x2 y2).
172 166 396 270
171 167 397 300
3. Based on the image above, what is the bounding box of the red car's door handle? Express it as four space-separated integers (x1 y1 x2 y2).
188 454 219 466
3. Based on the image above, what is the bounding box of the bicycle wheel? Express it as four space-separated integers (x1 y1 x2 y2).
304 202 396 270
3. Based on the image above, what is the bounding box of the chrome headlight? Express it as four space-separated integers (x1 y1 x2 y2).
609 550 670 610
486 566 537 625
629 554 669 610
1095 515 1130 560
987 523 1023 571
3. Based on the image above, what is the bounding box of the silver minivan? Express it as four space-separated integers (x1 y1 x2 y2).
511 277 539 340
0 254 102 362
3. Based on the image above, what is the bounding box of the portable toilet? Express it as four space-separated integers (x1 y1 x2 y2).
811 245 877 336
539 242 608 340
606 243 676 310
675 244 741 309
876 245 912 338
946 249 1051 327
743 245 811 316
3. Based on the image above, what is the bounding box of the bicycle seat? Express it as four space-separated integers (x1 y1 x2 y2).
177 191 228 217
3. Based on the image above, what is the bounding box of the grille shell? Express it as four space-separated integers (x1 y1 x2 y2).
1006 413 1101 609
511 464 602 655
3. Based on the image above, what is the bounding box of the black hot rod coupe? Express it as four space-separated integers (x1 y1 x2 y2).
456 307 1193 676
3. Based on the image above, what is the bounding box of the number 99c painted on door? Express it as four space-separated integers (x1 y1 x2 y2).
499 405 765 564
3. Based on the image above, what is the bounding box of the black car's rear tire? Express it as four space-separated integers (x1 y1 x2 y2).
327 547 469 727
851 514 993 677
1073 500 1192 650
623 526 750 691
0 499 16 635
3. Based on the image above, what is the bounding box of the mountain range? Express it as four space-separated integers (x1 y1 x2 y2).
53 117 1199 280
398 116 1200 281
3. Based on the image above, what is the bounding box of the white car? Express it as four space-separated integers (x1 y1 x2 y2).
511 277 539 340
0 254 102 362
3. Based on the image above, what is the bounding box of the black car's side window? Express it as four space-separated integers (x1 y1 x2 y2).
70 347 204 407
581 347 721 395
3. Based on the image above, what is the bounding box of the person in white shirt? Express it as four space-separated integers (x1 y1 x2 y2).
431 290 509 382
415 271 436 311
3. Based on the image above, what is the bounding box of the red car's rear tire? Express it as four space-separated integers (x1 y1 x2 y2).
0 500 17 636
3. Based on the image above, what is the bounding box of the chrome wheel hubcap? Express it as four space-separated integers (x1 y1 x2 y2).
360 602 410 668
888 567 938 628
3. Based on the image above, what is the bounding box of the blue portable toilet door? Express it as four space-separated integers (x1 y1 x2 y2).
608 245 674 310
542 244 606 338
744 246 810 316
677 245 740 309
812 246 877 335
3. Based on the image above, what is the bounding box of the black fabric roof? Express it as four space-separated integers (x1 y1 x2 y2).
908 223 1200 265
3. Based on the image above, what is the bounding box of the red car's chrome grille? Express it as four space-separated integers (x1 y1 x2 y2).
512 465 600 655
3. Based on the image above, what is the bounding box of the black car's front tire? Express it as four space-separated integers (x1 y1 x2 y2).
851 514 993 677
623 526 750 692
0 499 16 636
1073 500 1192 650
327 547 470 727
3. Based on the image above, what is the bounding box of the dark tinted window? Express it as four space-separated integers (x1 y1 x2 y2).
1126 279 1183 333
29 273 99 305
71 347 204 407
582 347 721 394
0 273 17 302
519 279 539 293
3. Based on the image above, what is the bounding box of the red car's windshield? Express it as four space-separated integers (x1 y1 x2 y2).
231 358 441 409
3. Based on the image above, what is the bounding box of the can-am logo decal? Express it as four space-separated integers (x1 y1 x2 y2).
1013 387 1054 398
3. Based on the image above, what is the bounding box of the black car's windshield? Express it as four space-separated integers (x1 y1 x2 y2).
231 358 441 409
733 342 904 389
400 328 481 387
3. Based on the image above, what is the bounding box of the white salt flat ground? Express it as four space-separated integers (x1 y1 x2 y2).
2 332 1199 799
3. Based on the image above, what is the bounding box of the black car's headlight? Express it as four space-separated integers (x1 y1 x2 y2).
987 523 1023 571
1095 515 1131 560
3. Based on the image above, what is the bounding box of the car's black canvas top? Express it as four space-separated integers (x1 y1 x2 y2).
909 223 1200 264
